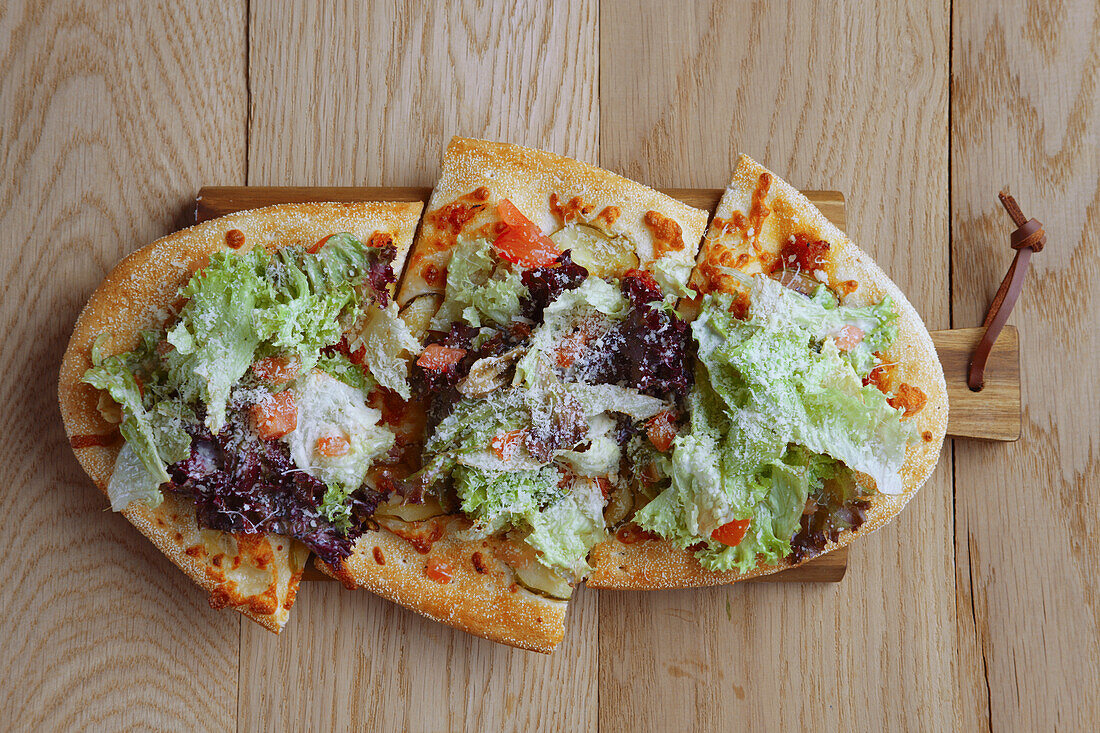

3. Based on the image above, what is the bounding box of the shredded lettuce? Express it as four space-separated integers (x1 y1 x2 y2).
348 301 420 398
283 371 394 490
430 236 527 329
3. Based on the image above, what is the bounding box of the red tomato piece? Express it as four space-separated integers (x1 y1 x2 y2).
416 344 467 371
834 325 865 351
316 434 351 457
493 199 559 268
307 234 334 254
250 391 298 440
711 518 751 547
490 429 526 461
646 410 677 453
251 355 301 384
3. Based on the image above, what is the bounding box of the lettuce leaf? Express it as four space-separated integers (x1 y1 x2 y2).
430 236 527 329
105 442 165 512
525 477 608 577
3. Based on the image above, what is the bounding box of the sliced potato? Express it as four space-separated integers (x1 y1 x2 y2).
550 224 639 278
514 561 574 600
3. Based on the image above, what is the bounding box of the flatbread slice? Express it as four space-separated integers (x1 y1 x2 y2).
588 154 948 589
59 202 422 632
331 137 709 651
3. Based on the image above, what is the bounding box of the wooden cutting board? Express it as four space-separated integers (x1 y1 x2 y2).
194 186 1023 583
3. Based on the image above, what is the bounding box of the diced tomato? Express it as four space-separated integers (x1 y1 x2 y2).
646 410 677 453
250 391 297 440
252 355 300 384
555 329 591 368
307 234 334 254
491 429 526 461
316 434 351 457
416 343 467 371
424 558 453 584
834 325 865 351
492 199 560 268
711 518 751 547
596 477 612 501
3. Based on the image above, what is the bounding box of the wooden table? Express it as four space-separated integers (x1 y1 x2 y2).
2 2 1096 729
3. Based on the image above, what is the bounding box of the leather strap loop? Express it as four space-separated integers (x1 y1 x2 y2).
967 192 1044 391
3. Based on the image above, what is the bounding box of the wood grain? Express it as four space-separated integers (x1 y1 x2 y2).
599 1 957 730
239 2 599 731
935 326 1021 441
0 1 248 730
951 1 1100 729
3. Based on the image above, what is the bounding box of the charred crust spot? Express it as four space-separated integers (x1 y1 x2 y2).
643 210 685 256
225 229 246 249
184 544 206 559
212 554 224 568
155 517 167 528
173 532 184 543
276 544 283 551
373 546 385 565
283 578 300 610
247 586 279 616
429 200 480 235
471 551 488 574
208 588 234 610
922 430 933 442
367 231 394 249
734 253 753 268
470 186 491 201
840 280 859 295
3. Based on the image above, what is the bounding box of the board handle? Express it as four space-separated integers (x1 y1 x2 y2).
932 326 1021 441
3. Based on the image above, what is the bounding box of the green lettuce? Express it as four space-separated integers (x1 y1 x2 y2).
455 464 606 576
430 236 527 329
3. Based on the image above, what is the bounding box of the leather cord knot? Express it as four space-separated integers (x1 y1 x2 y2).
967 192 1044 391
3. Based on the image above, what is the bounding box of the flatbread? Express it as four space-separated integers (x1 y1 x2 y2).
342 137 710 651
59 201 423 632
588 154 948 589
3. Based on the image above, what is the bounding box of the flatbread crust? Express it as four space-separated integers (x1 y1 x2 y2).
59 201 423 631
588 154 948 589
318 518 569 653
344 137 709 651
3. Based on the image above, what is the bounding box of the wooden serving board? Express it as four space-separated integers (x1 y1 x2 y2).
194 186 1024 583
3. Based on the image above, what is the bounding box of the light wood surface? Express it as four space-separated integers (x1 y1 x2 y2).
950 1 1100 729
0 2 249 730
2 0 1094 730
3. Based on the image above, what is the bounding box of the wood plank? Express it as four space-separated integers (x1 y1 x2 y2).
0 2 248 729
599 1 956 730
951 1 1100 729
239 3 599 731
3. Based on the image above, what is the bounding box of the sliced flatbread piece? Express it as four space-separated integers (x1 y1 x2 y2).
59 201 423 632
343 137 709 651
588 154 948 589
